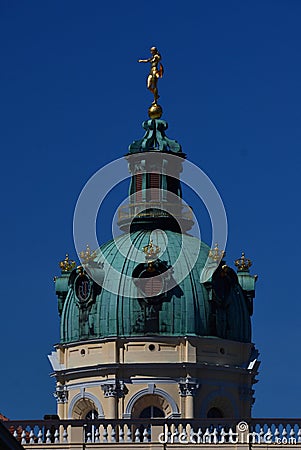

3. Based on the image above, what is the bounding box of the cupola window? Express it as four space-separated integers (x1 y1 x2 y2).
135 173 143 202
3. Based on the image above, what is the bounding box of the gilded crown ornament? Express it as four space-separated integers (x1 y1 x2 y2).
235 252 252 272
79 245 97 265
138 46 164 119
59 254 76 272
208 243 225 262
143 239 161 262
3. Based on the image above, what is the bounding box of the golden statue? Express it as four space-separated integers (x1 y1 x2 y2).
138 47 164 105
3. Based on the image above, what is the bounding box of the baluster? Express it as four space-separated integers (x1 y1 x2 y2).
29 429 35 444
95 428 100 443
266 426 273 444
21 430 26 445
181 425 187 443
212 427 218 444
111 425 116 443
228 428 236 444
142 427 149 442
126 425 132 442
86 432 92 443
54 428 59 443
37 428 43 443
203 427 210 443
63 427 68 443
46 429 51 443
290 426 295 443
297 428 301 443
173 426 179 443
196 427 202 444
13 430 18 440
119 424 124 442
259 427 264 443
103 425 108 443
275 426 280 443
167 425 171 443
220 427 226 444
282 426 287 443
135 428 140 442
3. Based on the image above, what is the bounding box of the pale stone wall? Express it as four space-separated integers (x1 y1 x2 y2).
50 336 258 420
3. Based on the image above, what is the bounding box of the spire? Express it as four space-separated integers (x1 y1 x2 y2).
117 48 193 233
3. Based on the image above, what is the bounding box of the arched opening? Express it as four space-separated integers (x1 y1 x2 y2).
131 394 170 418
139 406 165 418
72 398 99 419
130 394 170 442
207 407 224 418
201 394 235 418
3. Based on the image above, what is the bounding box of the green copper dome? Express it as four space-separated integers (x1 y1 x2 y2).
55 118 256 346
57 230 252 344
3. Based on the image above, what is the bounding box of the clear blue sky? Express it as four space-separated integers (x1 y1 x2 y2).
1 0 301 419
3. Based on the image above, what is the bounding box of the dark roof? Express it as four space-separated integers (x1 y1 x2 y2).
0 422 24 450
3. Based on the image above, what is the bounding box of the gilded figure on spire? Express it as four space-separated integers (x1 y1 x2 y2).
138 46 164 105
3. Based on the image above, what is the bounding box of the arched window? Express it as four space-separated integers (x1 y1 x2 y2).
86 409 98 420
129 392 173 419
137 406 164 442
139 406 164 418
207 407 224 418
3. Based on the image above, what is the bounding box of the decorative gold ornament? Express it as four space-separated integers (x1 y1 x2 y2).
148 103 163 119
79 245 97 265
235 252 252 271
59 254 76 272
208 243 225 262
138 46 164 111
143 239 161 262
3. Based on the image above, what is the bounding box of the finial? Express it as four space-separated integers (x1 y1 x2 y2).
235 251 252 272
142 239 161 262
79 244 97 265
59 254 76 272
208 243 225 262
138 46 164 119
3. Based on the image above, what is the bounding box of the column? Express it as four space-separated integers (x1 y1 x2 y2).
102 381 127 419
178 378 200 419
54 385 68 419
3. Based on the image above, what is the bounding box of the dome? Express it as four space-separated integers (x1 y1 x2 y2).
58 230 252 344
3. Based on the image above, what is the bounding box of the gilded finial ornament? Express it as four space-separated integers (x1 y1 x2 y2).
235 252 252 272
143 239 161 262
208 243 225 262
79 245 97 265
138 46 164 119
59 254 76 272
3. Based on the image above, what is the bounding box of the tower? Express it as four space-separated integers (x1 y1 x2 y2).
49 48 259 424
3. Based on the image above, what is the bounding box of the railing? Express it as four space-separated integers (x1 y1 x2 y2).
4 418 301 446
118 202 193 222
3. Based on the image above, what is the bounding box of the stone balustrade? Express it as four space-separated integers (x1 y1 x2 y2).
3 418 301 448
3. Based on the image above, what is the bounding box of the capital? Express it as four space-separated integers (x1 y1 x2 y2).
101 380 127 398
178 378 200 397
54 385 68 404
